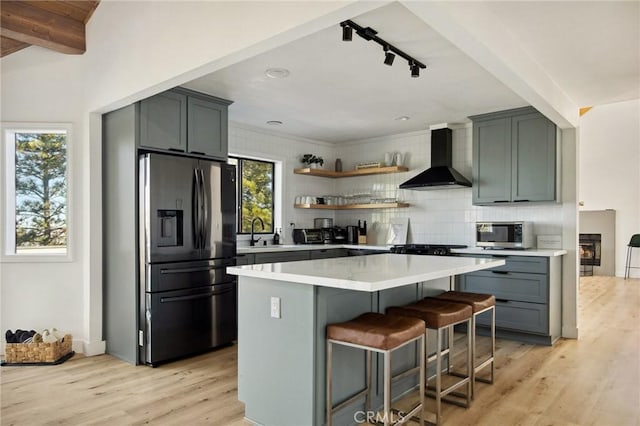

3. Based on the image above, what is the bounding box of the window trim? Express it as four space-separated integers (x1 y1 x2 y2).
229 155 276 235
1 122 74 263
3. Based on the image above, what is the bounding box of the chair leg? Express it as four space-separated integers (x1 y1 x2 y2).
384 351 392 426
326 341 333 426
625 246 632 279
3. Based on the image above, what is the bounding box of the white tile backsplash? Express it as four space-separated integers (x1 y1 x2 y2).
230 123 563 247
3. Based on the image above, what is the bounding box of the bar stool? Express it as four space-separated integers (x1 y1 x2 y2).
387 298 472 425
434 291 496 397
326 312 426 426
625 234 640 279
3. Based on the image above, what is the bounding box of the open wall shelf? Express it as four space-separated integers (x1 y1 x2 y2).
294 166 408 178
294 202 409 210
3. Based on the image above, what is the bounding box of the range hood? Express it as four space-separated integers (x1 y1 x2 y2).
399 127 471 190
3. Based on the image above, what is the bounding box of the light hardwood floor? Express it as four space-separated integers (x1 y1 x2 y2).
2 276 639 425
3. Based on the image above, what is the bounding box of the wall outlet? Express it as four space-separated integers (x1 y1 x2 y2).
270 296 281 319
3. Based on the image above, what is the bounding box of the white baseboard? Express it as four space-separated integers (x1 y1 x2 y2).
562 325 579 339
75 340 106 356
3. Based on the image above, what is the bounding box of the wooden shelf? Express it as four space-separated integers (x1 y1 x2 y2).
294 166 408 178
294 202 409 210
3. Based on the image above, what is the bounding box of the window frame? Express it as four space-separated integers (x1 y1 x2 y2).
1 122 73 263
229 155 276 235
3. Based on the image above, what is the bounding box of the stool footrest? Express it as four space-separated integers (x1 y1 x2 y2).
332 388 369 413
474 357 494 373
392 365 421 383
426 377 470 399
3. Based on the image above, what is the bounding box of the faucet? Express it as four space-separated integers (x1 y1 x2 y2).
250 217 265 246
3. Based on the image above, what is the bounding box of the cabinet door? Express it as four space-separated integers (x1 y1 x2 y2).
511 112 556 201
477 300 549 334
139 91 187 151
472 117 511 204
460 271 548 304
187 96 228 159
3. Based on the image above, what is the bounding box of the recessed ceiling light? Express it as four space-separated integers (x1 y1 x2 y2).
265 68 290 79
266 120 283 126
395 116 410 121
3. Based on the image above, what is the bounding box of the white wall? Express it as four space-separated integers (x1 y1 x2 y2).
579 99 640 277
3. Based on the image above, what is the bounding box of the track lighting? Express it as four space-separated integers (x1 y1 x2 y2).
411 62 420 78
340 19 426 78
341 24 352 41
383 46 395 66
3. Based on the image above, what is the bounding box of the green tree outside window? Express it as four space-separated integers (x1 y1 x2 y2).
14 132 68 251
229 157 274 234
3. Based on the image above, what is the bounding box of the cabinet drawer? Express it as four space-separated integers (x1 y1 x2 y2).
310 249 348 259
253 251 310 264
460 271 547 303
466 255 547 274
477 300 548 334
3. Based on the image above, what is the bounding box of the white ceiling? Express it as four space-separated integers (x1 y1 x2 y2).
183 1 639 143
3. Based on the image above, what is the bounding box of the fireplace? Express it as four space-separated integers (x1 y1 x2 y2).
580 233 601 276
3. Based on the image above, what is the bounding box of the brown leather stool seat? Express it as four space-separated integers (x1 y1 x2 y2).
436 291 495 313
327 312 425 351
387 298 473 425
434 291 496 398
326 312 426 426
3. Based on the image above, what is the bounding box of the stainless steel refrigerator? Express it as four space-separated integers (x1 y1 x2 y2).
138 153 237 366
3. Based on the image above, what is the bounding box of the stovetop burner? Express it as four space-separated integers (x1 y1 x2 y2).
390 244 468 256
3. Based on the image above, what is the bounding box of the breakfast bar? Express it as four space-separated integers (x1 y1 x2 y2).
227 254 505 426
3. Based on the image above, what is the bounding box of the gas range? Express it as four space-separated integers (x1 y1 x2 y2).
390 244 467 256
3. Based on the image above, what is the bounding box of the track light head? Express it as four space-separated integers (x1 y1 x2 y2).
384 51 395 66
342 25 352 41
410 62 420 78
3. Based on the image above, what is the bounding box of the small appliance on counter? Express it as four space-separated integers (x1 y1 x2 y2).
476 221 533 249
314 218 333 229
390 244 467 256
293 228 324 244
332 227 347 243
346 226 358 244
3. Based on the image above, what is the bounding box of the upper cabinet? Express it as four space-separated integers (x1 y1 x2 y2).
470 107 557 205
139 88 232 160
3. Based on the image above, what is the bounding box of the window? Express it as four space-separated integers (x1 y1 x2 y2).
228 156 274 234
2 123 71 259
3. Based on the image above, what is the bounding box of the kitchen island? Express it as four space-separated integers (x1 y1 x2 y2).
227 254 505 426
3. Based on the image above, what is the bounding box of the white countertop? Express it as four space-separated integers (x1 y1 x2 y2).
452 248 567 257
236 244 391 254
227 253 505 292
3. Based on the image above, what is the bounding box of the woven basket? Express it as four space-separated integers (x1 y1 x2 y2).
4 334 72 364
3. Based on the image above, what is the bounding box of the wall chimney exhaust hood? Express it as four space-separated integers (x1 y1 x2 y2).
399 126 471 190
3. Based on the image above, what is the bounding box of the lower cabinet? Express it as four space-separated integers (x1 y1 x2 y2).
458 254 561 345
236 247 377 266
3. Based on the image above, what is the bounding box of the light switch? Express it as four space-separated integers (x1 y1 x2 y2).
270 297 281 319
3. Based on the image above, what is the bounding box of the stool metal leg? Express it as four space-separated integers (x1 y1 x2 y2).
326 340 333 426
436 328 442 425
384 351 392 426
366 350 372 415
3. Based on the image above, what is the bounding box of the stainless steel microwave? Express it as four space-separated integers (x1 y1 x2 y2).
476 221 534 249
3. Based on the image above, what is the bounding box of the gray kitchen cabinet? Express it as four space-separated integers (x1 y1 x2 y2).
138 88 232 160
470 106 557 205
309 248 349 259
253 251 311 264
235 254 255 265
457 254 561 345
187 95 229 159
139 90 187 152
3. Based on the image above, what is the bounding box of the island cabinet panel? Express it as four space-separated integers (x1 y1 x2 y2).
139 91 187 152
471 106 557 205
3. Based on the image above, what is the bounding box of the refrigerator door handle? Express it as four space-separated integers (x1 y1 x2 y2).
199 168 208 247
192 168 201 249
160 288 233 303
159 265 228 274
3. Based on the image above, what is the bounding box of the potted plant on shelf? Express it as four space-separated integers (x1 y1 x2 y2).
301 154 324 169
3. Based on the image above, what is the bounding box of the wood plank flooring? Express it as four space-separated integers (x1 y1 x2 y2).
2 276 639 425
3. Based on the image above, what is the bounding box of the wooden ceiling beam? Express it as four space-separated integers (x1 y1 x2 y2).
1 35 30 57
1 1 86 55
